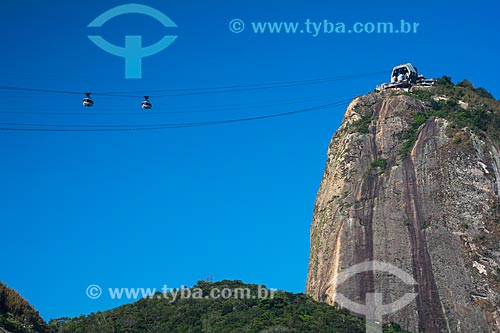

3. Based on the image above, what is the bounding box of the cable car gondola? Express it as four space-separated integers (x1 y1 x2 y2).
141 96 152 110
82 92 94 107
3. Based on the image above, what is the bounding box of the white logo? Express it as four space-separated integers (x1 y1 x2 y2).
332 261 417 333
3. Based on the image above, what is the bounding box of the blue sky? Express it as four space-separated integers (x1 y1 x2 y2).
1 0 498 321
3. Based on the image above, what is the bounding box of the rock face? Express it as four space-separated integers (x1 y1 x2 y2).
306 90 500 332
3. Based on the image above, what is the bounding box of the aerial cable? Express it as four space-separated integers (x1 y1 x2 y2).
0 94 348 116
0 99 352 132
0 70 386 98
97 71 386 96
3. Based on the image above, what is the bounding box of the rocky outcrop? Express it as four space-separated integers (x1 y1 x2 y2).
306 89 500 332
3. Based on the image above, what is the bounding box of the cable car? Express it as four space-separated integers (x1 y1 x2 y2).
82 92 94 107
141 96 152 110
389 63 419 84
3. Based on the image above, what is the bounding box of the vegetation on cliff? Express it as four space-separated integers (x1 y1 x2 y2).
409 77 500 139
350 77 499 157
0 282 50 333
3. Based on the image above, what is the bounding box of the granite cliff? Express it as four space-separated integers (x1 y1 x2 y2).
306 79 500 332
